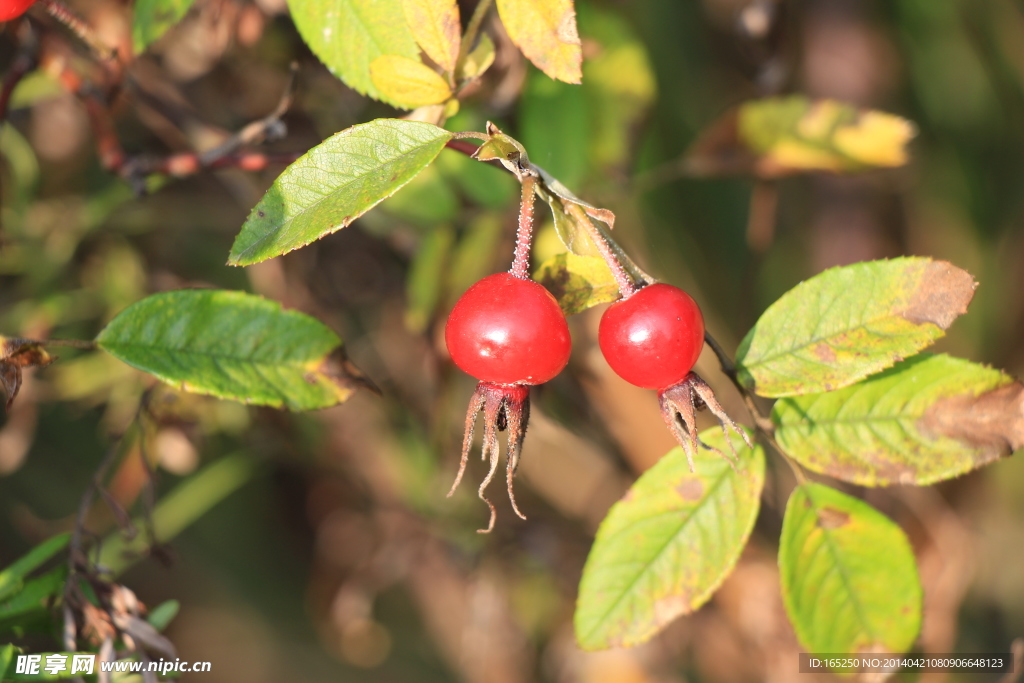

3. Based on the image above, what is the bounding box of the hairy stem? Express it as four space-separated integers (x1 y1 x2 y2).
509 176 537 280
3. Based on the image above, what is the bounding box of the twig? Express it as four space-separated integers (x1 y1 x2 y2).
703 330 807 484
44 338 98 350
746 179 778 252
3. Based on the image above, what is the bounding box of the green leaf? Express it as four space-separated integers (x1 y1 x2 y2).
132 0 198 53
229 119 452 265
0 534 70 603
96 290 364 411
534 252 619 315
773 353 1022 486
0 566 66 627
147 600 181 632
405 225 454 332
456 32 495 82
495 0 582 84
98 453 254 575
287 0 419 106
779 483 921 656
0 643 15 681
378 163 459 227
402 0 461 73
736 258 976 397
574 428 765 650
520 69 591 189
369 55 453 109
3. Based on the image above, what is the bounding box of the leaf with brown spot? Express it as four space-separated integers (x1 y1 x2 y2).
773 354 1019 486
780 483 921 659
736 257 976 397
0 337 55 411
496 0 582 84
574 428 764 650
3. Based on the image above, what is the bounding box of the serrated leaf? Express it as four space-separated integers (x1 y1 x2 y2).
735 258 976 397
575 429 765 650
779 483 921 656
773 354 1023 486
369 55 453 109
229 119 451 265
402 0 460 73
287 0 419 106
132 0 198 53
0 566 66 626
496 0 582 84
0 534 70 603
686 96 916 178
535 252 618 315
96 290 368 411
457 32 495 82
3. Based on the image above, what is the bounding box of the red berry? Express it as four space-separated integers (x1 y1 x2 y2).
446 273 571 385
0 0 35 21
598 283 705 390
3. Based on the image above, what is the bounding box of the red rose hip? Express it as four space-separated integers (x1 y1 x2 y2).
446 272 571 385
0 0 35 21
598 283 705 390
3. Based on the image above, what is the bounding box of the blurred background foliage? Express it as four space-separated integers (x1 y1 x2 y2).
1 0 1023 681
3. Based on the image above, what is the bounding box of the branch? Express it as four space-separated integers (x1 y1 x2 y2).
703 330 807 484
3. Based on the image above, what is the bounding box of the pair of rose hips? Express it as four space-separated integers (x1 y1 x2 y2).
445 271 710 531
446 274 703 390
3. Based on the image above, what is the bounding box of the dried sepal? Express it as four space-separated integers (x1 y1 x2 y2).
658 372 753 471
0 336 55 411
449 381 531 533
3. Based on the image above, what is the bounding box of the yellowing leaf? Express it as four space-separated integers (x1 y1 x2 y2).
685 96 917 178
833 110 916 167
369 55 453 109
535 252 619 315
402 0 461 73
287 0 419 106
739 96 916 176
457 32 495 82
496 0 582 84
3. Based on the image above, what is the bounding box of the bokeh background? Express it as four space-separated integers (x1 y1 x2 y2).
1 0 1023 681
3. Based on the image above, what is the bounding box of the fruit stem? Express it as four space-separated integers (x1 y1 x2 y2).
563 201 638 298
509 175 537 280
